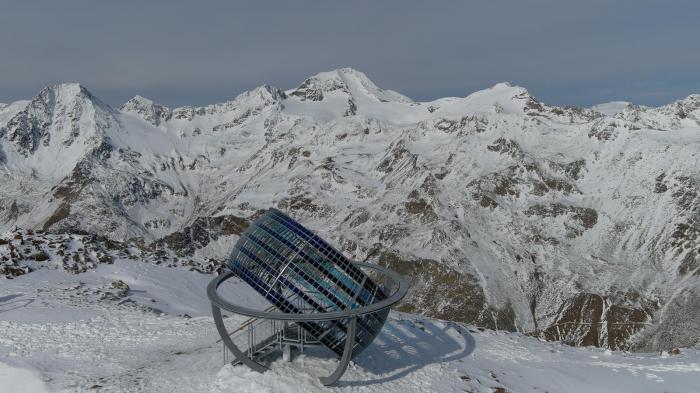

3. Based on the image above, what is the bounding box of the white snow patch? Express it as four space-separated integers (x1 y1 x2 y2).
0 362 51 393
591 101 631 116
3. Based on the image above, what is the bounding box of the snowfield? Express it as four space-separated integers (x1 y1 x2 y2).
1 260 698 393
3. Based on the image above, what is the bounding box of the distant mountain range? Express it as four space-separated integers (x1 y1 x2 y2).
1 68 698 350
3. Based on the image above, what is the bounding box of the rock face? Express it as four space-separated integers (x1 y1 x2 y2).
120 95 172 126
1 69 699 350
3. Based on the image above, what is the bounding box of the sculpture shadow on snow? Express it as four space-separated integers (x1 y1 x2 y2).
341 318 476 387
0 294 34 314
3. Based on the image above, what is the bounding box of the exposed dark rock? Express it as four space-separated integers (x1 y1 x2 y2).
0 261 32 278
42 203 71 231
487 138 522 158
525 203 598 237
32 251 50 261
347 209 370 228
155 214 249 257
542 292 654 350
277 196 331 215
433 115 487 135
377 142 418 174
588 121 618 141
678 252 699 276
404 187 438 223
564 160 586 180
376 251 516 331
654 173 668 193
111 279 130 298
478 195 498 209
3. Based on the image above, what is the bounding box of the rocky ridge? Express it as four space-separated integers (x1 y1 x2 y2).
0 228 222 278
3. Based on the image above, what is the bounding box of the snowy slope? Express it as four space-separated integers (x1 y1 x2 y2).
1 69 699 352
0 259 698 393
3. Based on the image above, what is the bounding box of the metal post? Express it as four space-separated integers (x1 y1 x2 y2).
320 317 357 386
283 344 292 362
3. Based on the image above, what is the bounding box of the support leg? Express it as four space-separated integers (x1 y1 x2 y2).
283 344 292 362
319 317 356 386
211 303 268 373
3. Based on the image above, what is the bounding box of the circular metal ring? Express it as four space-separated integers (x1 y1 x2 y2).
207 262 409 321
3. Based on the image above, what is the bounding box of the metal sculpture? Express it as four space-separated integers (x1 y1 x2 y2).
207 208 408 386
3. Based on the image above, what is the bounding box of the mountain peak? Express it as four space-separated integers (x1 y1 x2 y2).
485 81 529 96
0 82 114 157
44 82 86 94
677 93 700 107
238 84 286 105
304 67 372 84
36 83 101 106
121 94 167 110
127 94 156 105
443 82 540 115
309 67 375 87
490 81 513 89
120 95 172 126
25 83 116 118
288 68 413 104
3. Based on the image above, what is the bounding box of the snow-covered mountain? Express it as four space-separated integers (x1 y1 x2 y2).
1 68 698 351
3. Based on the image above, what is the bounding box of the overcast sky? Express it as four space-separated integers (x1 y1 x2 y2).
1 0 699 108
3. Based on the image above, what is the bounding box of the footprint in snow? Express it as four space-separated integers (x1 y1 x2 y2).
645 373 663 383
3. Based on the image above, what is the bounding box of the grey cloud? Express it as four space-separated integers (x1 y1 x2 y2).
0 0 698 108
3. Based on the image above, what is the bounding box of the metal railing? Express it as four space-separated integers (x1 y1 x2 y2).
222 309 322 365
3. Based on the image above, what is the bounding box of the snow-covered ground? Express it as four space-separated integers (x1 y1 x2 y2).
1 260 698 393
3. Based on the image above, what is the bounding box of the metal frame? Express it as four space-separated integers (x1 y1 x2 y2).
208 262 408 386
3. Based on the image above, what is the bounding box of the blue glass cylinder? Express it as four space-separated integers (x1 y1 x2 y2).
228 208 389 357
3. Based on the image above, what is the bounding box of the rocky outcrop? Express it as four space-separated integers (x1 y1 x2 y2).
153 214 249 257
0 228 220 278
541 292 656 350
120 95 172 126
376 251 516 331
